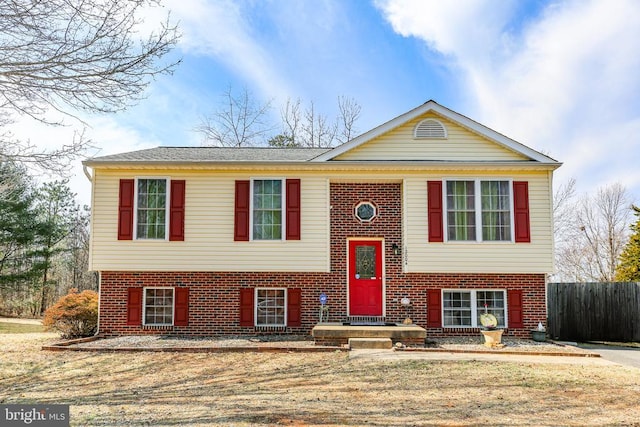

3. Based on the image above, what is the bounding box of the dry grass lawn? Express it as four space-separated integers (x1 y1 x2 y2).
1 333 640 426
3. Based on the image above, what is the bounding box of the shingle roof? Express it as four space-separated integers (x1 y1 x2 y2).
83 146 332 164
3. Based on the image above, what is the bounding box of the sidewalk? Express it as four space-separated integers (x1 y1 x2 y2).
349 348 617 366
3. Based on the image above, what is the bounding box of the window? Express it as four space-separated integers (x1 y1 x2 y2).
481 181 511 241
355 202 376 222
256 288 286 326
443 291 472 326
136 178 167 239
443 290 506 328
252 179 283 240
446 181 476 241
476 290 506 327
446 180 512 241
144 288 174 326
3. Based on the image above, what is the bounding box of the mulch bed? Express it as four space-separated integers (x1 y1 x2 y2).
41 334 598 357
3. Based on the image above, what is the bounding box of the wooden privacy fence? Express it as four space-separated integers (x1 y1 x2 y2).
547 282 640 342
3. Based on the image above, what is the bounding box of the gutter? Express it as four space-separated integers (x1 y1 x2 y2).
80 160 563 171
82 164 93 182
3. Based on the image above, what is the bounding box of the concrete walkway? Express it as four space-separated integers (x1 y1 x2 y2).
577 343 640 369
349 348 618 366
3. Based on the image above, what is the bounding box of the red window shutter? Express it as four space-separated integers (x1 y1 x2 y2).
287 288 302 327
513 181 531 243
427 181 444 242
174 287 189 326
169 180 186 241
239 288 254 327
508 290 524 328
427 289 442 327
126 287 142 326
234 180 250 241
118 179 135 240
286 179 301 240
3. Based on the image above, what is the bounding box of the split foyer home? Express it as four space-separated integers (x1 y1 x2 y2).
83 100 561 340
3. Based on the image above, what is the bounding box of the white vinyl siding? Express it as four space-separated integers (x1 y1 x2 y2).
89 170 329 272
404 171 554 274
335 113 529 162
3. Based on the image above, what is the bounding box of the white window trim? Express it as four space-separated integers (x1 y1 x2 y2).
443 178 515 243
441 289 508 328
249 178 286 241
254 287 287 327
133 177 170 241
142 287 175 326
354 201 377 222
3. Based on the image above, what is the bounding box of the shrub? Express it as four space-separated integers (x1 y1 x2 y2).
43 289 98 339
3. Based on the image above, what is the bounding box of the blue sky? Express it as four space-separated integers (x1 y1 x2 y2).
17 0 640 206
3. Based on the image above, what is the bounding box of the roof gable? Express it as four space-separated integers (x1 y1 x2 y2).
332 111 530 162
313 100 557 164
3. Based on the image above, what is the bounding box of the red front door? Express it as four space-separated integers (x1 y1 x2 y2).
348 240 383 316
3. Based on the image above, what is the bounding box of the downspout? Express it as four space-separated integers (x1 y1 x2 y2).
82 165 101 337
94 271 101 337
82 164 92 182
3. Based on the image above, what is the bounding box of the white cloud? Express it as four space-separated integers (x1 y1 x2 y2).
377 0 640 199
7 113 158 206
376 0 518 65
161 0 294 103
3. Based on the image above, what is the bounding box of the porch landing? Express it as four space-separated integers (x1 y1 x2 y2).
312 323 427 346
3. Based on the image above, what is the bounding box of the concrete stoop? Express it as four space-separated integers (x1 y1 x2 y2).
312 323 427 347
348 337 393 350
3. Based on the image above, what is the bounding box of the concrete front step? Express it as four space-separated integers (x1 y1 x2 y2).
312 323 427 346
348 338 393 350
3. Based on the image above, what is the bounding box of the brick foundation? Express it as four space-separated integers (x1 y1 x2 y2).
98 182 547 338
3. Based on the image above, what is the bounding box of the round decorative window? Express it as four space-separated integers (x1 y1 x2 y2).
355 202 376 222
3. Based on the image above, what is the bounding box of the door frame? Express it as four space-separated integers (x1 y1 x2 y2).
346 237 386 317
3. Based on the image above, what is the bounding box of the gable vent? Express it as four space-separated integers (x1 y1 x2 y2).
414 119 447 139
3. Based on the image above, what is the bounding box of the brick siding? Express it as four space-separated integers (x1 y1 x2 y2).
99 182 546 338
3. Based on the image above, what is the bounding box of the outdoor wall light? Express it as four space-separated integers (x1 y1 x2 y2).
392 243 400 256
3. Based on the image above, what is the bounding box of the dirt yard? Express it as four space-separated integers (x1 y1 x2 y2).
2 333 640 426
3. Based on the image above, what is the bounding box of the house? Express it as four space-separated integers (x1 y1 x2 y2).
83 100 560 339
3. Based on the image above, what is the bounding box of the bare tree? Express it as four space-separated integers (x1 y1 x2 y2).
278 96 362 148
0 0 180 171
198 86 274 147
337 95 362 144
199 90 363 149
552 178 579 280
553 182 633 282
280 97 302 145
578 183 632 281
553 178 578 239
0 128 89 175
301 100 338 148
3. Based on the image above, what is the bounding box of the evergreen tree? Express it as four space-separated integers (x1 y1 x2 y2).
615 205 640 281
0 162 43 291
33 180 79 314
